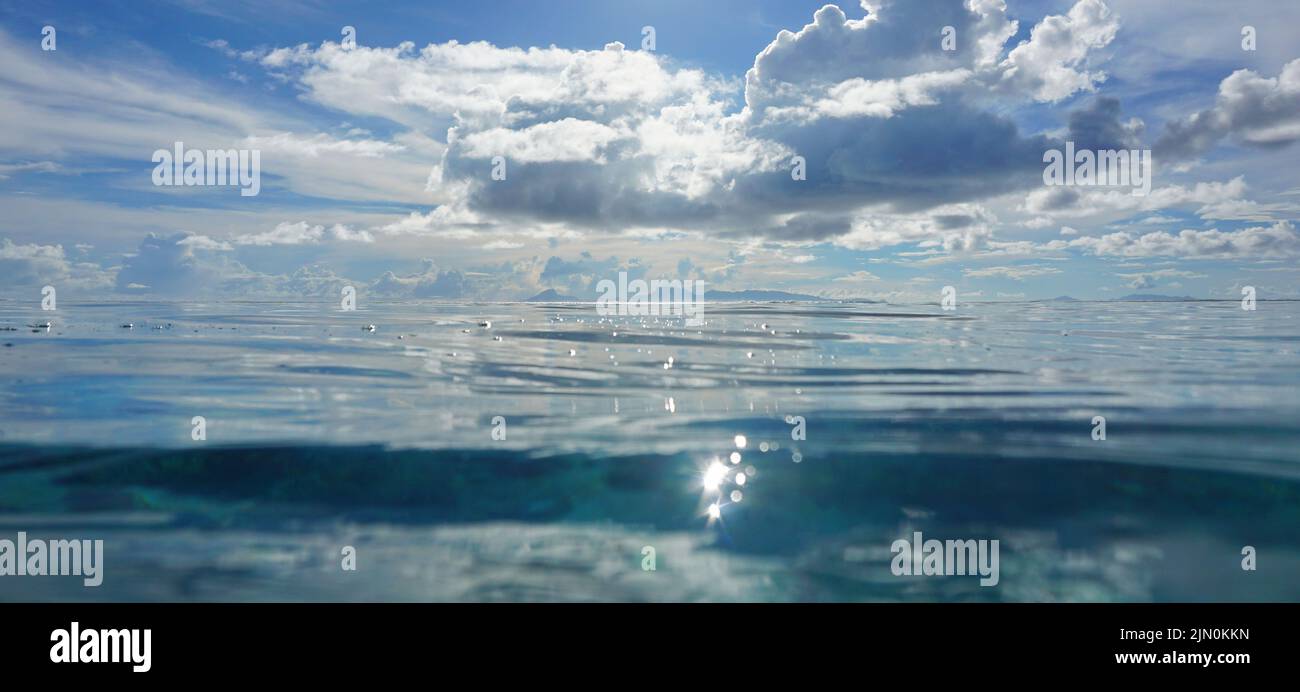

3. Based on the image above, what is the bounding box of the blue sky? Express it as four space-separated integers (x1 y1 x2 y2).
1 0 1298 301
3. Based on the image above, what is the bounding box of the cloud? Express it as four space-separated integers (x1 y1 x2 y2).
761 69 974 122
963 265 1063 280
995 0 1119 102
1115 268 1206 289
0 161 62 180
1157 59 1300 160
327 225 375 243
107 233 470 299
743 0 1015 119
458 119 624 163
535 253 650 296
369 259 469 298
831 203 996 252
244 132 405 158
1066 97 1144 150
115 233 210 295
9 0 1293 303
234 221 374 246
178 234 234 251
833 270 882 282
1022 177 1248 216
203 38 260 62
249 0 1115 246
235 221 324 246
1068 221 1300 258
0 239 112 293
0 28 435 205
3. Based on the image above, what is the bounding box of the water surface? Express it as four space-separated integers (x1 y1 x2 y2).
1 299 1297 601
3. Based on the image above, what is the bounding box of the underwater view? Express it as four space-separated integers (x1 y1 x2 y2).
2 298 1296 602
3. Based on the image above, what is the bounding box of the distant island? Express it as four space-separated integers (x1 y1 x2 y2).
525 289 583 302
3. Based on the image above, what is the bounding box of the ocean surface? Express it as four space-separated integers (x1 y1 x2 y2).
1 298 1297 601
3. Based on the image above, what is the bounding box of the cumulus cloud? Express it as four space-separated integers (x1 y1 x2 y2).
1157 59 1300 160
115 233 211 295
0 238 113 292
12 0 1292 302
369 259 469 298
830 203 997 252
105 233 477 299
248 0 1116 247
458 119 625 164
533 253 651 297
1067 97 1144 150
995 0 1119 102
177 234 234 251
1022 177 1248 216
327 225 375 243
1068 221 1300 258
743 0 1015 118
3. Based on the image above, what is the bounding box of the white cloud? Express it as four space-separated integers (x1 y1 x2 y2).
833 270 882 282
244 1 1114 244
458 119 624 164
1157 59 1300 159
1068 221 1300 258
233 221 373 246
178 234 233 251
963 265 1063 280
0 238 112 292
1022 177 1249 216
764 69 973 123
996 0 1119 102
328 225 374 243
0 29 435 205
1115 268 1206 289
245 132 405 158
235 221 324 246
0 161 61 179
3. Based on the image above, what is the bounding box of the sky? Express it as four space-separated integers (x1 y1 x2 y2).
0 0 1298 302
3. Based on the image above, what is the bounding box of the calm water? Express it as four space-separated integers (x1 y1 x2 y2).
1 299 1298 601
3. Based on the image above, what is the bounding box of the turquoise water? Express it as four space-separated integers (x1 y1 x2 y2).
1 299 1298 601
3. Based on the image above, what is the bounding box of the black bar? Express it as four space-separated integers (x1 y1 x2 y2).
0 603 1284 679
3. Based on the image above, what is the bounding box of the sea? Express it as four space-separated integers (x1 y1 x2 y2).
1 298 1297 601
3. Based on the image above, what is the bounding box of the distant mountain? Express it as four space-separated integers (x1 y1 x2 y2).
1047 295 1079 302
704 289 838 302
1116 293 1197 302
525 289 583 302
